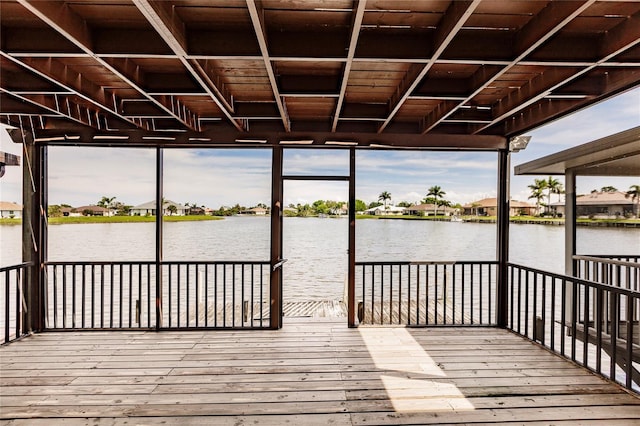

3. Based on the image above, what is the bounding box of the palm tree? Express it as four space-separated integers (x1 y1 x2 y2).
97 196 116 216
426 185 446 216
544 177 562 216
626 184 640 219
167 204 177 216
528 179 547 216
378 191 391 210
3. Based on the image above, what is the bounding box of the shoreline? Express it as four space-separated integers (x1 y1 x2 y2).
1 215 639 228
0 215 223 226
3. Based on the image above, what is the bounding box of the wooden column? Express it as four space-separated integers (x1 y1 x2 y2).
270 146 283 329
155 147 163 329
564 169 577 324
496 149 510 328
12 129 46 333
348 148 356 327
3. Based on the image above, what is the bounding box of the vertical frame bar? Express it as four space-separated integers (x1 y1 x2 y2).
270 146 283 329
155 147 163 329
348 149 356 326
496 148 510 327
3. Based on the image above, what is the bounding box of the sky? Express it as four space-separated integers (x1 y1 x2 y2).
1 87 638 209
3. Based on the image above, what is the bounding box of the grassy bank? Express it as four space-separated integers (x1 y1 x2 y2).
0 215 223 226
355 214 640 227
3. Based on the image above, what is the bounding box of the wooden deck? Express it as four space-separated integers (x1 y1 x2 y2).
2 319 640 425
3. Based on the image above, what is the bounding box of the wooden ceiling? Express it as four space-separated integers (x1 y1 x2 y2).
1 0 639 148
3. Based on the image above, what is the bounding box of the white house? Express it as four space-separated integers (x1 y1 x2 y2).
403 203 458 216
130 200 187 216
0 201 22 218
240 207 268 215
362 205 405 216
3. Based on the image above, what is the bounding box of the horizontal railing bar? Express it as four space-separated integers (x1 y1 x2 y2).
573 255 640 268
0 262 34 273
44 260 270 266
509 262 640 297
356 260 498 266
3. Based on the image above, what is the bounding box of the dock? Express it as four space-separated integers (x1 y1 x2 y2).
2 318 639 425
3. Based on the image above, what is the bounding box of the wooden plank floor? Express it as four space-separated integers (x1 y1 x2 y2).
2 318 640 425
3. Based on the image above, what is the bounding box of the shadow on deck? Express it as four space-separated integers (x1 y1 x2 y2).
2 318 639 425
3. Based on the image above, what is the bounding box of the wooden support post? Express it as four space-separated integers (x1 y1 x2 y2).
348 147 356 327
270 146 283 329
496 149 510 328
12 129 46 333
155 147 163 329
565 170 576 325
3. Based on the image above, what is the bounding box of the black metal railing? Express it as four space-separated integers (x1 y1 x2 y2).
508 262 640 392
1 262 33 344
574 255 639 291
162 261 270 329
355 261 498 326
44 260 271 330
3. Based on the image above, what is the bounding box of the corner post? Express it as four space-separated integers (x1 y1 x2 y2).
348 147 356 327
15 129 46 333
155 147 163 329
564 169 576 324
270 146 283 329
496 149 510 327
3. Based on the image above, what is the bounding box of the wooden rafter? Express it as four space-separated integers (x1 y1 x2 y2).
420 0 598 135
246 0 290 132
16 0 200 131
331 0 367 132
133 0 246 132
378 0 481 133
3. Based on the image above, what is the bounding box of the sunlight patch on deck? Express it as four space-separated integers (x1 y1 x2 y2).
359 327 475 413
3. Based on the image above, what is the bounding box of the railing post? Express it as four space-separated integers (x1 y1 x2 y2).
13 129 46 333
348 147 356 327
565 170 576 326
496 149 510 327
155 147 163 329
270 146 283 329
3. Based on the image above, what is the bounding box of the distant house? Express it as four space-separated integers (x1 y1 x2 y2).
362 205 405 216
553 191 637 218
130 200 187 216
462 198 535 216
240 207 268 215
403 203 457 216
188 206 205 215
71 205 109 216
0 201 22 218
329 204 348 216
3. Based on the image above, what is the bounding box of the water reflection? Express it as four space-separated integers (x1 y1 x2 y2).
2 217 638 301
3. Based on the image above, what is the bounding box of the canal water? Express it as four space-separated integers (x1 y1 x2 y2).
1 217 638 300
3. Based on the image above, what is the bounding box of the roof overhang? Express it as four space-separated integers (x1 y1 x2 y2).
514 126 640 176
1 1 639 149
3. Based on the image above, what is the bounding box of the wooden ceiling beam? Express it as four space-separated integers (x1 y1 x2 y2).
1 52 154 131
28 127 506 150
16 0 201 131
420 0 598 135
378 0 481 133
332 0 367 132
246 0 291 132
474 10 640 135
0 89 111 130
133 0 245 131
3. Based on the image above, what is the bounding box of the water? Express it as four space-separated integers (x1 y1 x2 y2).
2 217 638 300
